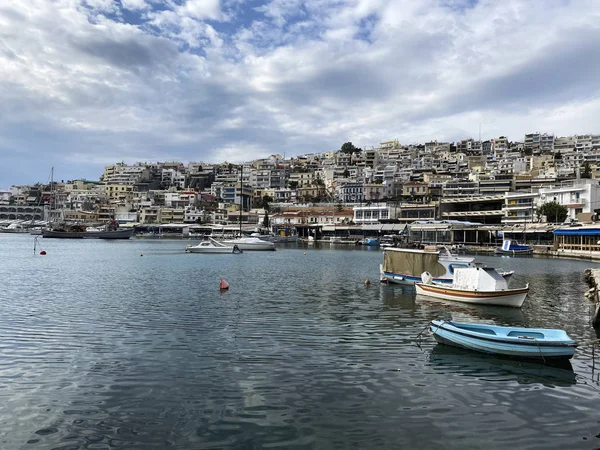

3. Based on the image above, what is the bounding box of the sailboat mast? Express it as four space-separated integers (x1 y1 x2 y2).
239 164 243 236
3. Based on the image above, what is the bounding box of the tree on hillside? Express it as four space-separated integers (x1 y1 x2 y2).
288 180 299 190
263 211 270 228
262 195 273 212
341 142 360 154
582 161 592 179
342 168 350 178
536 201 568 223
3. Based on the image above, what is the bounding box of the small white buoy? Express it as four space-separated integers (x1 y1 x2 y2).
303 252 307 255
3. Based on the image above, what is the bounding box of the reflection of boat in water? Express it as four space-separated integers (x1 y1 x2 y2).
417 297 526 324
428 344 576 386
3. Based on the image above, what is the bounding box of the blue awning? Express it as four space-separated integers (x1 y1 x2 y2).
554 228 600 236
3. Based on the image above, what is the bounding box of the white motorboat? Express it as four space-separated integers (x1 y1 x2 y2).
222 236 275 251
186 238 243 254
0 223 28 233
415 267 529 308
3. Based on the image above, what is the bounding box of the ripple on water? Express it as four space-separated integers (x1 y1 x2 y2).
0 238 599 449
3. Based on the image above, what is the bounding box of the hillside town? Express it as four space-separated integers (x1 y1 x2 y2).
2 132 600 252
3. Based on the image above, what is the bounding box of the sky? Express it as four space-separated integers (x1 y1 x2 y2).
1 0 599 187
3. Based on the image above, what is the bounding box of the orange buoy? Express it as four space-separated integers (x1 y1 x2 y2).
219 279 229 290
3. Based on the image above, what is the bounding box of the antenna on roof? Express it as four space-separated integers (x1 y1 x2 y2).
479 123 481 142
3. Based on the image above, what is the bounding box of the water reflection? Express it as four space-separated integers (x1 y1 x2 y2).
415 296 526 325
428 345 576 387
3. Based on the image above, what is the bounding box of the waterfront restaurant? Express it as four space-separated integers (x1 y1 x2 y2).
408 220 496 246
553 225 600 252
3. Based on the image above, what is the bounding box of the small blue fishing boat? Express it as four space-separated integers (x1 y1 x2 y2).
430 320 577 360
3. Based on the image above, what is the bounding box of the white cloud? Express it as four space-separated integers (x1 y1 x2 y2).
120 0 149 11
1 0 600 186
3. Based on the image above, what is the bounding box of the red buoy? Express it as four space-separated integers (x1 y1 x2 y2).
219 279 229 290
40 250 47 255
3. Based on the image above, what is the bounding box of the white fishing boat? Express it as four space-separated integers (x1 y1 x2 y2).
221 236 275 251
380 247 513 286
415 267 529 308
186 238 243 254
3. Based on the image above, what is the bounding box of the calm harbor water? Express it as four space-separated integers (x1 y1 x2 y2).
2 234 600 449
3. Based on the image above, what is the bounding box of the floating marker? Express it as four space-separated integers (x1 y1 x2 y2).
220 279 229 290
40 250 47 255
140 254 144 257
303 252 307 255
364 279 371 286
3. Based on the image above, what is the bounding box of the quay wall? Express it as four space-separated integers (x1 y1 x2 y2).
584 269 600 327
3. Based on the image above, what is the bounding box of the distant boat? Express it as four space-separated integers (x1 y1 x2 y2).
42 221 134 239
494 239 533 255
0 223 28 233
362 238 380 246
186 238 243 254
415 267 528 308
429 320 577 360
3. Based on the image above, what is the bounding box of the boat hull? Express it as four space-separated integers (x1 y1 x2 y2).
430 321 576 359
186 247 235 254
42 229 135 239
415 283 528 307
222 240 275 251
494 248 533 255
381 267 514 286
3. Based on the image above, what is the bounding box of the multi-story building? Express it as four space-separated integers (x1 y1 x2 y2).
337 182 364 203
443 181 479 197
402 181 429 199
539 179 600 222
502 192 539 225
102 163 149 185
440 195 505 224
524 132 554 154
353 203 400 224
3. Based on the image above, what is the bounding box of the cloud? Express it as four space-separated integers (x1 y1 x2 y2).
0 0 600 187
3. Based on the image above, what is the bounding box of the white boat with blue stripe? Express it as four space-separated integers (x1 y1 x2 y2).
430 320 577 360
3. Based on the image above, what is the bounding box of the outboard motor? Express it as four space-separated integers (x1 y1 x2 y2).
421 271 433 285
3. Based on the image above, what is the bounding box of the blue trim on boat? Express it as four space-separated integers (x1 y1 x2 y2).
383 272 452 284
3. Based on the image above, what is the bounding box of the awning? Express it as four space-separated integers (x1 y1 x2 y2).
554 228 600 236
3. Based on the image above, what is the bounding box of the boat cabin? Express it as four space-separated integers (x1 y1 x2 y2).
452 267 508 291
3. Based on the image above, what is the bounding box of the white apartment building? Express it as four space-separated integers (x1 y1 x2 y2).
103 164 149 184
162 168 185 189
353 203 399 224
539 179 600 221
503 192 539 225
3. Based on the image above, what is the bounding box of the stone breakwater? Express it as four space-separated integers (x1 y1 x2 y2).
584 268 600 326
